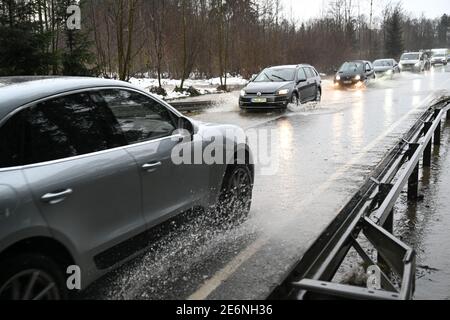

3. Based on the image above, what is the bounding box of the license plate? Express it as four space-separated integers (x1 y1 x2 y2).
344 81 352 84
252 98 267 103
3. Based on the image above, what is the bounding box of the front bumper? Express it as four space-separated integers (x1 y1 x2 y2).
400 64 421 72
375 70 394 76
239 94 289 109
431 59 447 65
334 79 364 87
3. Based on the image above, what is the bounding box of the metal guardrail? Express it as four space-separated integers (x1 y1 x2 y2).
168 100 214 112
269 97 450 300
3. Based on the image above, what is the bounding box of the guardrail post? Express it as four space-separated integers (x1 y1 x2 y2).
423 122 432 167
407 143 420 201
434 110 441 146
377 184 394 272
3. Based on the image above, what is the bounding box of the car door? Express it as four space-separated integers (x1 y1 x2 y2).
295 68 308 102
307 67 319 99
17 91 145 268
97 88 207 227
304 68 318 100
365 62 374 79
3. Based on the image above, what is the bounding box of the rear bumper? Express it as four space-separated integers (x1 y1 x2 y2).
239 95 289 109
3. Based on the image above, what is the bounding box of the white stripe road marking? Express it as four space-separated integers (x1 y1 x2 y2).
188 86 447 300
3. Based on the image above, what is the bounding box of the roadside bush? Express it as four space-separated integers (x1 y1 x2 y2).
174 86 201 97
149 86 167 96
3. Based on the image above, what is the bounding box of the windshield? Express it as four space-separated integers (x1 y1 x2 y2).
254 68 296 82
373 60 393 67
339 62 364 73
401 53 419 60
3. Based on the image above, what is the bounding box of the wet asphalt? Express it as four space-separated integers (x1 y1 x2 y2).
82 66 450 300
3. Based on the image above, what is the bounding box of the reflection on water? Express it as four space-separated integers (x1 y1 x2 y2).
278 118 294 161
384 89 394 124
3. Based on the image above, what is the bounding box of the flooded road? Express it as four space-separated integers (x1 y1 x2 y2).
393 120 450 300
83 66 450 300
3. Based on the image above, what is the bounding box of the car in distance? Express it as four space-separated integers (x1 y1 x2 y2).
399 52 426 72
0 77 254 300
430 49 448 66
334 60 376 88
239 64 322 110
373 59 401 78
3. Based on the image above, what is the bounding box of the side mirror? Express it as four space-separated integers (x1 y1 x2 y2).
297 78 307 84
178 117 195 140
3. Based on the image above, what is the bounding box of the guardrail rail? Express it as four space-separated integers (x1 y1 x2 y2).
269 97 450 300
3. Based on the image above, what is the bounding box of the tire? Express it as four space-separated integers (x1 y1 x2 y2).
215 165 253 227
315 88 322 102
290 92 300 106
0 253 68 300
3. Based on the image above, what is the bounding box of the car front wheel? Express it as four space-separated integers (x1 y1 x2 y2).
0 254 68 300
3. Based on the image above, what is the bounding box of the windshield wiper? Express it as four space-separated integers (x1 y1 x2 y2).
263 72 274 82
271 75 288 81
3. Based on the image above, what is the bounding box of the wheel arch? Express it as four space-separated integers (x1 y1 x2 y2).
0 236 76 272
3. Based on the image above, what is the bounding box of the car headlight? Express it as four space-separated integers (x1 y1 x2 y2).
240 90 246 97
336 75 341 81
277 89 289 95
354 75 361 81
387 69 393 74
415 62 421 67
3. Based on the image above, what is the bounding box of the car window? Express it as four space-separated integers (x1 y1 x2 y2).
0 112 27 168
254 68 296 82
96 89 178 144
339 62 364 73
304 68 315 79
0 93 128 168
297 68 307 80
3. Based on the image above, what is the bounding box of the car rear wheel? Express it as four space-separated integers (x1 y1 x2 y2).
215 165 253 226
315 88 322 102
0 254 68 300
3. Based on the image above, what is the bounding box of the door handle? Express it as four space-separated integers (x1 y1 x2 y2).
142 162 162 172
41 189 73 205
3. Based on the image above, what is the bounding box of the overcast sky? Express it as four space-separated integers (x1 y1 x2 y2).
280 0 450 22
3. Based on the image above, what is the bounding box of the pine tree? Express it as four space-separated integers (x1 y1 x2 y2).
437 14 449 48
0 0 54 76
60 0 95 76
385 5 404 59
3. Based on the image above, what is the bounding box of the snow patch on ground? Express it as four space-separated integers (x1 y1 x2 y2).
129 76 248 100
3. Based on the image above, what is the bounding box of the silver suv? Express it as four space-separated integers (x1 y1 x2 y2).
0 77 254 300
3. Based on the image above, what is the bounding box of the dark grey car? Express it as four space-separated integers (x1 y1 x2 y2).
334 60 376 87
239 65 322 109
0 77 254 300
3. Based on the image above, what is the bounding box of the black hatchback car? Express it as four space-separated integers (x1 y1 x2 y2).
334 60 376 88
239 65 322 109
